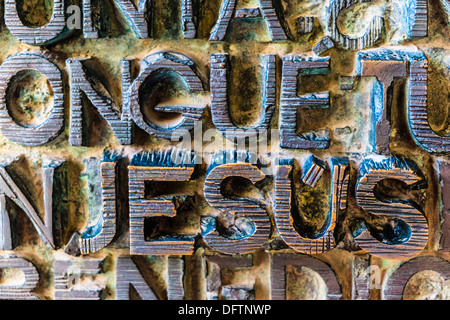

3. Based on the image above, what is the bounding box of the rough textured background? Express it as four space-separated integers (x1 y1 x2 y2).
0 0 448 300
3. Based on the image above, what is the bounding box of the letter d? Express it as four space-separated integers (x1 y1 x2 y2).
223 305 230 315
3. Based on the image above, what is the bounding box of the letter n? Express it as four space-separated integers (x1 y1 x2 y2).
116 256 184 300
67 59 133 146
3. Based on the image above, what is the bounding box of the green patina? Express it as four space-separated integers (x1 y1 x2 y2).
16 0 53 27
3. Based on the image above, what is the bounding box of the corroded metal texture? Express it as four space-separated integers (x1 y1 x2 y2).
0 53 64 146
355 157 428 259
210 54 277 142
0 0 448 303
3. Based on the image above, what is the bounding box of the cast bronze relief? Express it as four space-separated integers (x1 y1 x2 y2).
0 0 448 302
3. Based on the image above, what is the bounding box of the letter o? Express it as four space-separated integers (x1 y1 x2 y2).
0 53 64 146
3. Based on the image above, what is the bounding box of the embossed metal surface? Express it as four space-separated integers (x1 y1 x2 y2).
0 0 448 301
